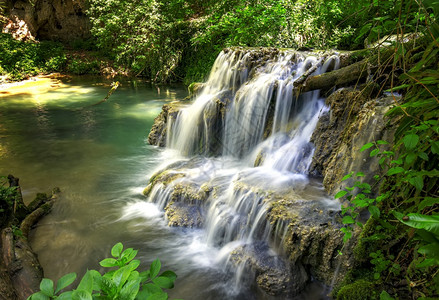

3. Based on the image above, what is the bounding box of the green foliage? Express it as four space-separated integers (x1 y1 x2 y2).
336 1 438 297
0 176 17 226
193 0 286 48
28 243 177 300
87 0 190 82
0 33 67 80
336 280 376 300
67 58 100 75
85 0 402 83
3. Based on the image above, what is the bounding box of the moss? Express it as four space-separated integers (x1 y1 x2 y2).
143 170 185 196
353 215 379 262
187 82 204 97
336 280 377 300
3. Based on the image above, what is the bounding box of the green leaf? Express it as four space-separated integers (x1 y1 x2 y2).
384 84 410 92
418 243 439 260
77 270 94 294
152 277 174 289
88 270 101 291
55 273 77 294
111 242 123 258
99 276 117 296
159 271 177 282
387 167 405 176
391 158 403 165
342 216 355 224
380 290 395 300
418 152 429 161
431 141 439 154
370 149 380 157
40 278 54 297
146 292 168 300
377 140 389 145
405 152 417 165
121 248 138 264
342 230 352 243
334 190 348 199
408 176 424 191
140 270 151 283
416 258 438 268
369 205 380 218
100 258 118 267
72 290 92 300
57 291 73 300
113 265 132 289
403 134 419 150
419 197 439 211
143 283 163 294
150 259 161 279
341 172 354 181
360 142 374 152
29 292 50 300
119 279 140 300
397 213 439 236
128 259 140 271
356 172 365 177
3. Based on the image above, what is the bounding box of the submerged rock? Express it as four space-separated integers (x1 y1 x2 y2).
229 242 305 297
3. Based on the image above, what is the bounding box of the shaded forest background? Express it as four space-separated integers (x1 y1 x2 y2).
0 0 433 83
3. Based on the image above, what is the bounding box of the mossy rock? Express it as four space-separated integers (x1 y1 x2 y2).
336 280 376 300
187 82 204 97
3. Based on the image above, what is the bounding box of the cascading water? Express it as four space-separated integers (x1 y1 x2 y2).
144 48 342 298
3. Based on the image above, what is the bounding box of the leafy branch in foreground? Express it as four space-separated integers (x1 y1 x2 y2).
28 243 178 300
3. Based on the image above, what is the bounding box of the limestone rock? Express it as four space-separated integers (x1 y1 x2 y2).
229 243 304 297
147 102 184 147
165 202 204 227
6 0 91 42
310 88 395 195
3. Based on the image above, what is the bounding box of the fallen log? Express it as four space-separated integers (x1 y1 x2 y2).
294 38 425 94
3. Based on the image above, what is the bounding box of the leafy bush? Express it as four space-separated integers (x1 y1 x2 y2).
67 58 100 75
0 33 66 80
28 242 177 300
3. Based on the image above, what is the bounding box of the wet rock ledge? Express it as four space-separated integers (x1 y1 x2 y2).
143 159 351 298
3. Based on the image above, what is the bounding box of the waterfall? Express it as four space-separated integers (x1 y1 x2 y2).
146 48 341 297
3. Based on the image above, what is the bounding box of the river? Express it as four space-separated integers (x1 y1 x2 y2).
1 73 332 299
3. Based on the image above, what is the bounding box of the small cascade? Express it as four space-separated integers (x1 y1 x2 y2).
145 48 343 298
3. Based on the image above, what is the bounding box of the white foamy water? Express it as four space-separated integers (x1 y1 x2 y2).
141 49 342 298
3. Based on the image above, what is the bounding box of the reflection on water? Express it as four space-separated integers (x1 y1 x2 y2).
0 76 189 281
